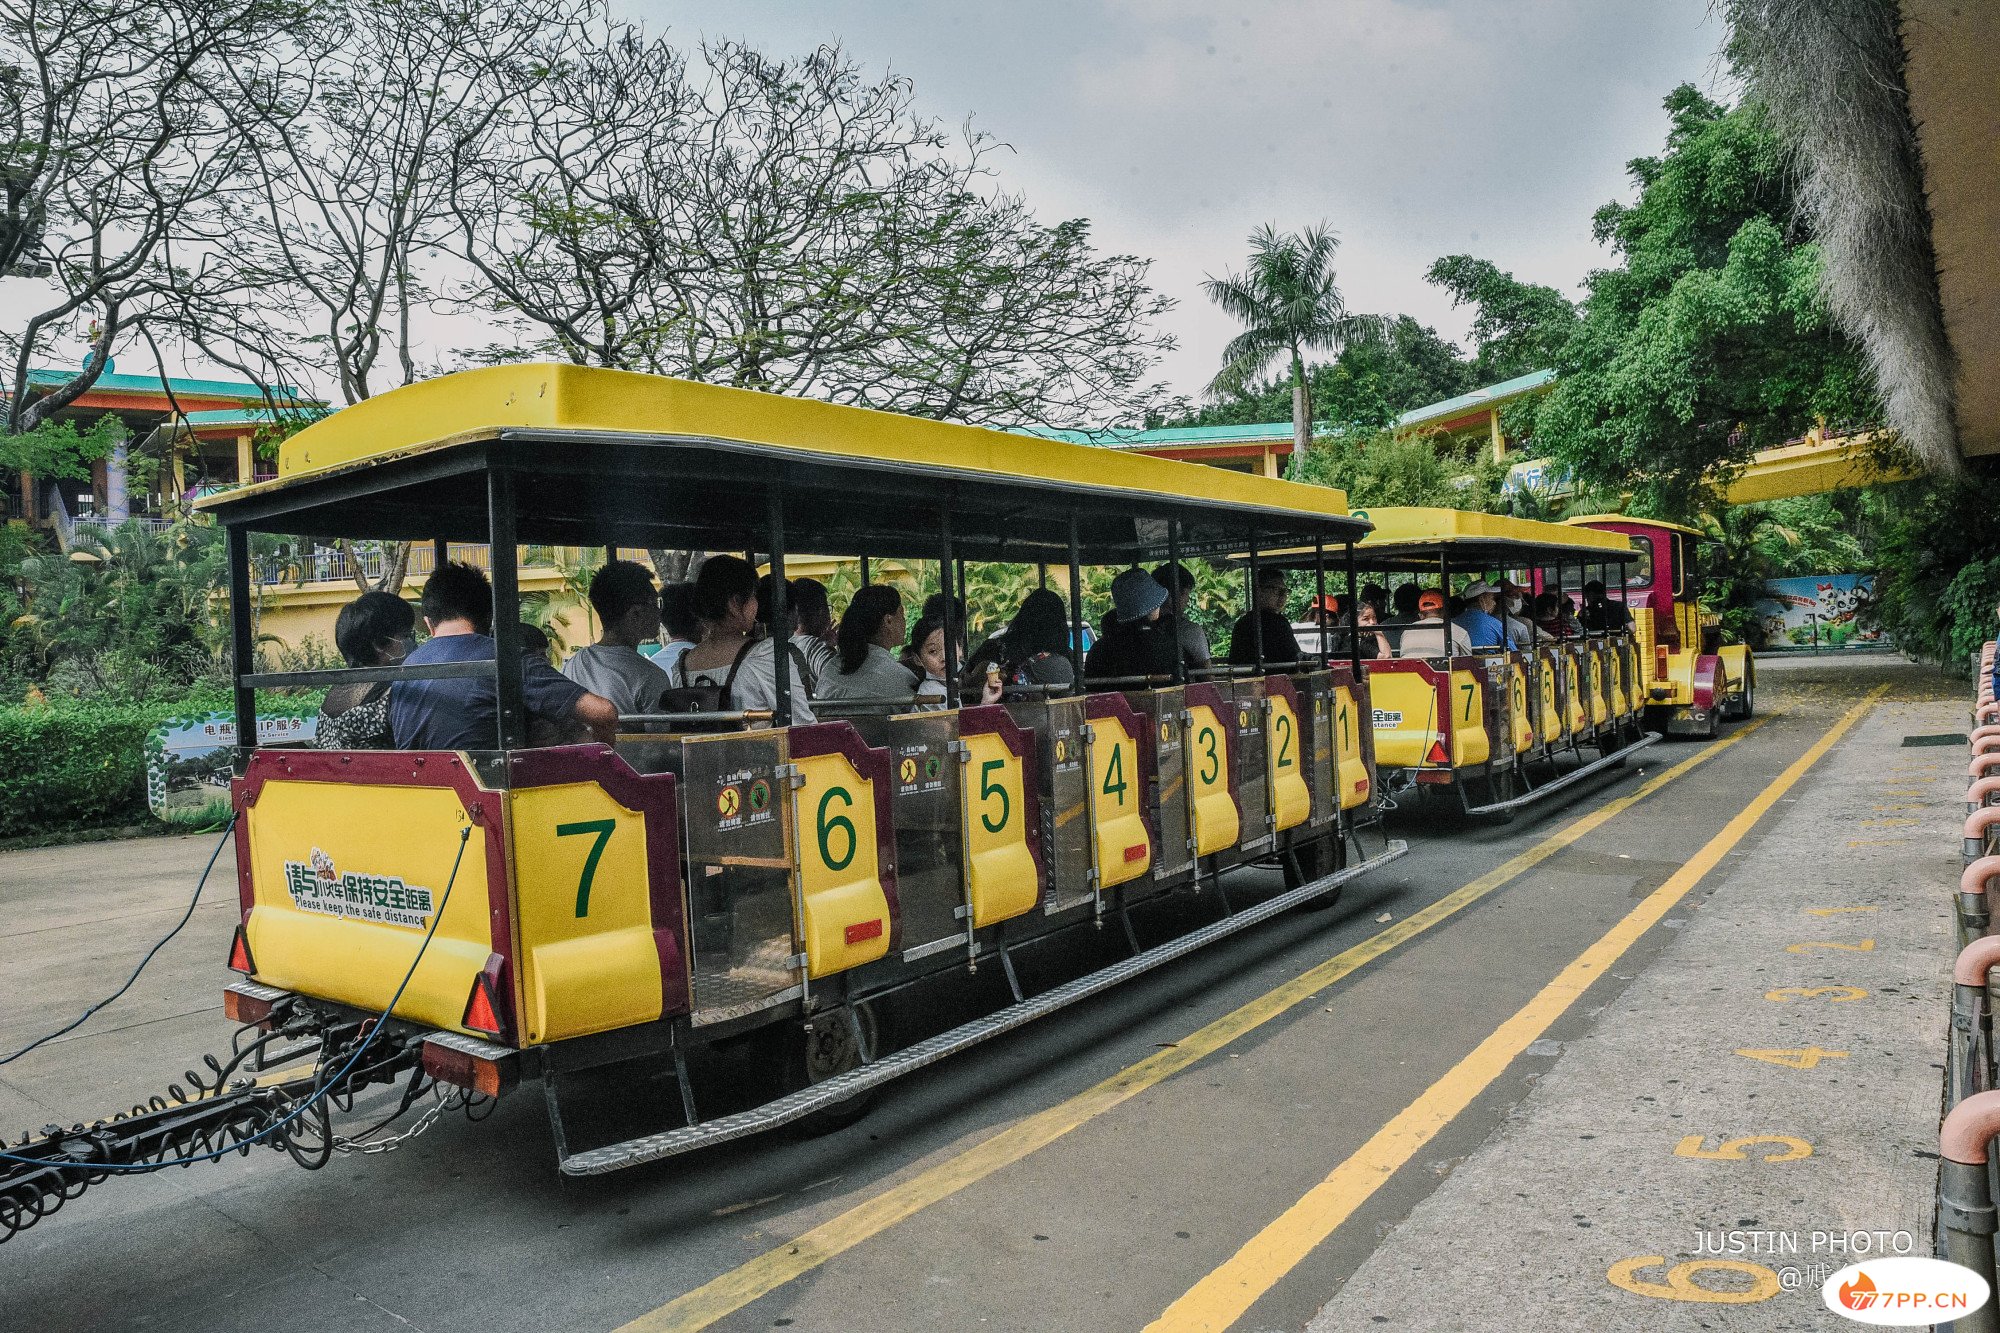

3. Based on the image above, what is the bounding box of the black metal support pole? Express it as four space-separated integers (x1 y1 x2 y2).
1067 516 1085 683
487 468 525 750
1168 520 1186 685
1344 542 1361 677
859 554 871 586
1313 539 1329 670
769 489 791 727
1249 535 1265 670
939 508 958 692
431 537 447 576
227 525 256 753
1038 563 1048 590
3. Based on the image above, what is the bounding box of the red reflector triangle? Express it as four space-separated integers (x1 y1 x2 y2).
1424 739 1449 766
227 928 253 974
464 978 502 1035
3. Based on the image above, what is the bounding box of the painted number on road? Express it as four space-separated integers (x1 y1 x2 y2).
1733 1047 1847 1070
1764 986 1868 1003
1673 1134 1812 1162
1607 1257 1780 1305
1784 939 1875 953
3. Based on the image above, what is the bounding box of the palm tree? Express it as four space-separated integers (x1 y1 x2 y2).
1203 223 1381 467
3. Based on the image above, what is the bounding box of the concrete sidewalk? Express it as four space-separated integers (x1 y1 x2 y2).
1309 681 1961 1330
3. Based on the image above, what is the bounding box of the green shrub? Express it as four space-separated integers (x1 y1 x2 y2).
0 699 188 837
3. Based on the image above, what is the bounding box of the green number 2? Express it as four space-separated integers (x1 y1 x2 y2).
1459 682 1477 721
979 759 1011 834
817 786 857 871
1196 726 1220 786
556 819 616 918
1274 712 1293 768
1102 743 1128 805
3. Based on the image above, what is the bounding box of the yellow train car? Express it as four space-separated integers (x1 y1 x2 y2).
190 364 1405 1177
1313 507 1655 817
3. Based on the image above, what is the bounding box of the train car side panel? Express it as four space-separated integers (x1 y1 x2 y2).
957 714 1040 929
789 728 896 978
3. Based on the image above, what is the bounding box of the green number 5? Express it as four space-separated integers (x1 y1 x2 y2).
556 819 616 917
979 758 1011 833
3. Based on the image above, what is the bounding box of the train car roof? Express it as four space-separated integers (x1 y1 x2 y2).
1248 506 1635 572
1563 513 1706 538
196 365 1369 563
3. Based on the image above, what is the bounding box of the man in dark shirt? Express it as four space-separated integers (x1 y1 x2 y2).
1580 579 1633 633
390 562 617 750
1086 568 1180 681
1228 566 1302 667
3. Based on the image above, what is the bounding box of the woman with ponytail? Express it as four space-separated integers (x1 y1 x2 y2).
819 584 920 702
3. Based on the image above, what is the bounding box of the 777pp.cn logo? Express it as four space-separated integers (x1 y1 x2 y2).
1822 1258 1989 1325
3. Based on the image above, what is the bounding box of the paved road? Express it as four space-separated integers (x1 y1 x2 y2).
0 656 1953 1332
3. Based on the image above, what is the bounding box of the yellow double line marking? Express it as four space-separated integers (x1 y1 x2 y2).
1147 687 1884 1331
623 717 1771 1332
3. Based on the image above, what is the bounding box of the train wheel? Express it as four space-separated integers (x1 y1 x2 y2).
1734 668 1756 720
784 1005 883 1135
1287 832 1345 909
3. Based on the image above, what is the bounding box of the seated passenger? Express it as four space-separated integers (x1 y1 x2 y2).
1086 568 1179 681
1500 580 1536 647
316 590 416 750
968 587 1077 692
756 572 831 697
1228 566 1302 667
820 585 920 702
1151 562 1212 668
1396 590 1474 658
390 562 616 749
1533 591 1572 639
1451 581 1515 650
1351 600 1391 660
1580 579 1632 633
655 581 700 676
674 555 816 722
562 559 672 715
1389 582 1422 623
789 577 840 685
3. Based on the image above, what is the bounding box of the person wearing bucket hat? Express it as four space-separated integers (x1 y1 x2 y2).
1451 579 1514 649
1085 568 1179 681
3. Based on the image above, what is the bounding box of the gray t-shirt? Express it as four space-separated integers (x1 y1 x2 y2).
819 644 920 702
562 643 672 716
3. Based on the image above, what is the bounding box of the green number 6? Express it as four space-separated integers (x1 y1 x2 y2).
817 786 857 871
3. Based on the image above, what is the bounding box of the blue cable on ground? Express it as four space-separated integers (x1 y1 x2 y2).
0 824 473 1173
0 815 240 1068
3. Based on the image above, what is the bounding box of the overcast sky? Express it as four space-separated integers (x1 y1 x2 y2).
634 0 1732 401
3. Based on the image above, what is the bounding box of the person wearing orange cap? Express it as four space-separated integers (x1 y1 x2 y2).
1396 588 1473 658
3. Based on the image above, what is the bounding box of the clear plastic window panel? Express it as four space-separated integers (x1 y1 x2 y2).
1231 678 1271 853
1008 697 1093 915
679 731 801 1024
1138 687 1194 881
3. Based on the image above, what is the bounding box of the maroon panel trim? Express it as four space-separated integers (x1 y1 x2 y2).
230 783 254 916
1184 682 1243 833
233 748 513 1032
507 744 690 1018
787 722 902 950
1690 655 1720 710
958 704 1045 895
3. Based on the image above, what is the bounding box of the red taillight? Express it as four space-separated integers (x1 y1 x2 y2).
227 926 255 975
844 918 883 945
1655 646 1670 681
1123 842 1148 863
462 973 504 1037
1425 738 1449 766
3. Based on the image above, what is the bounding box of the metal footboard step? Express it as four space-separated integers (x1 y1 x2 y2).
560 838 1409 1176
1464 733 1660 817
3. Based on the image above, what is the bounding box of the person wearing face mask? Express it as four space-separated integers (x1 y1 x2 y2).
1500 580 1536 647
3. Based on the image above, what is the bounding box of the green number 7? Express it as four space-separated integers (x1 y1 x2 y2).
1459 682 1476 721
557 819 616 917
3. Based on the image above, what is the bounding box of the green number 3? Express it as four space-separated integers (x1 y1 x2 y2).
979 758 1010 834
817 786 857 871
556 819 616 918
1197 726 1220 785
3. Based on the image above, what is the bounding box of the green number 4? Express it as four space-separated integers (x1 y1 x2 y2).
1102 743 1128 804
557 819 616 917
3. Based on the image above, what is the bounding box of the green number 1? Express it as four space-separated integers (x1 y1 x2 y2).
556 819 616 918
